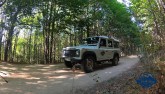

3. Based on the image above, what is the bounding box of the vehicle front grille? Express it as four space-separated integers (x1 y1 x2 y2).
64 50 77 57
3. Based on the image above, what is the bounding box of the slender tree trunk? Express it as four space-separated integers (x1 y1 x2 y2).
53 39 56 63
50 17 55 63
74 26 77 46
86 3 90 37
48 2 54 64
43 3 49 64
0 31 3 61
79 29 83 44
4 25 14 61
33 31 37 63
44 29 49 64
28 28 32 63
12 31 19 63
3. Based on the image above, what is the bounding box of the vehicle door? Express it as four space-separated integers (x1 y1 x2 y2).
107 39 115 59
97 38 109 61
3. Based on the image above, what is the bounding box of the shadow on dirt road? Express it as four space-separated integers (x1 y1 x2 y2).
0 55 139 94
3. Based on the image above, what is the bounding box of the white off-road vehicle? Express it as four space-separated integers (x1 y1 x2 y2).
62 36 120 73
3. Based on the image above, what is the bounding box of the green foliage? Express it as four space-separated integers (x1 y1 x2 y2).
130 0 165 53
0 0 141 63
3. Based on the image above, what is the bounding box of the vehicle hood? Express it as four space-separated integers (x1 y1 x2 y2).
63 45 98 50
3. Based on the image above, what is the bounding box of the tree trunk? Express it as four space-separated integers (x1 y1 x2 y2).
33 31 37 63
148 0 163 40
49 2 54 64
28 29 32 63
12 31 19 63
86 3 90 37
4 6 20 62
43 3 50 64
158 0 165 12
4 25 14 61
0 31 3 61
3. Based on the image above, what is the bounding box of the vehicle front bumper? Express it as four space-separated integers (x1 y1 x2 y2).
62 57 82 63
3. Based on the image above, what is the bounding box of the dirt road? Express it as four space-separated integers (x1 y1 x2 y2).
0 55 139 94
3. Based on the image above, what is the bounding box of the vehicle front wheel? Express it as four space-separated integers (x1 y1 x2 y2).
64 61 73 68
82 56 95 73
112 55 119 66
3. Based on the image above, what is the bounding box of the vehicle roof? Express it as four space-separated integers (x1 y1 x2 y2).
88 36 120 42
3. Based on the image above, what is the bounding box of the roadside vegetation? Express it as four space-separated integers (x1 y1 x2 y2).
79 52 165 94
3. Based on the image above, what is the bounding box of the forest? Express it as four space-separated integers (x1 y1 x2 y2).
0 0 164 64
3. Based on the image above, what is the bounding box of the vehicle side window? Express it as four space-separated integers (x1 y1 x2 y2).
114 42 119 48
100 39 106 47
108 40 113 47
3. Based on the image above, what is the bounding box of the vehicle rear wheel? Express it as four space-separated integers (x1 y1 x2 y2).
82 56 95 73
64 61 73 68
112 55 119 66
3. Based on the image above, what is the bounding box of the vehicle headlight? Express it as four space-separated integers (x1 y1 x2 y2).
62 50 66 56
76 50 80 56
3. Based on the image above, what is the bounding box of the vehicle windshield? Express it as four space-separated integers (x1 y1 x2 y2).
82 37 99 46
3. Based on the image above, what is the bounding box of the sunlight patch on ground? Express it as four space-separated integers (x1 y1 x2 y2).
37 69 48 71
9 73 31 78
0 71 10 76
37 81 47 84
43 66 52 69
21 68 29 71
48 65 57 67
26 82 39 85
26 77 40 80
55 70 71 73
0 88 10 91
0 67 17 70
43 72 52 75
48 75 69 79
25 65 38 68
128 55 138 58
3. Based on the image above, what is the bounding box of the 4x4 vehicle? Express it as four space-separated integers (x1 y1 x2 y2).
62 36 120 73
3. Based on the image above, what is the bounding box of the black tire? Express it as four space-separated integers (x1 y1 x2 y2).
82 56 95 73
112 55 119 66
64 61 73 68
